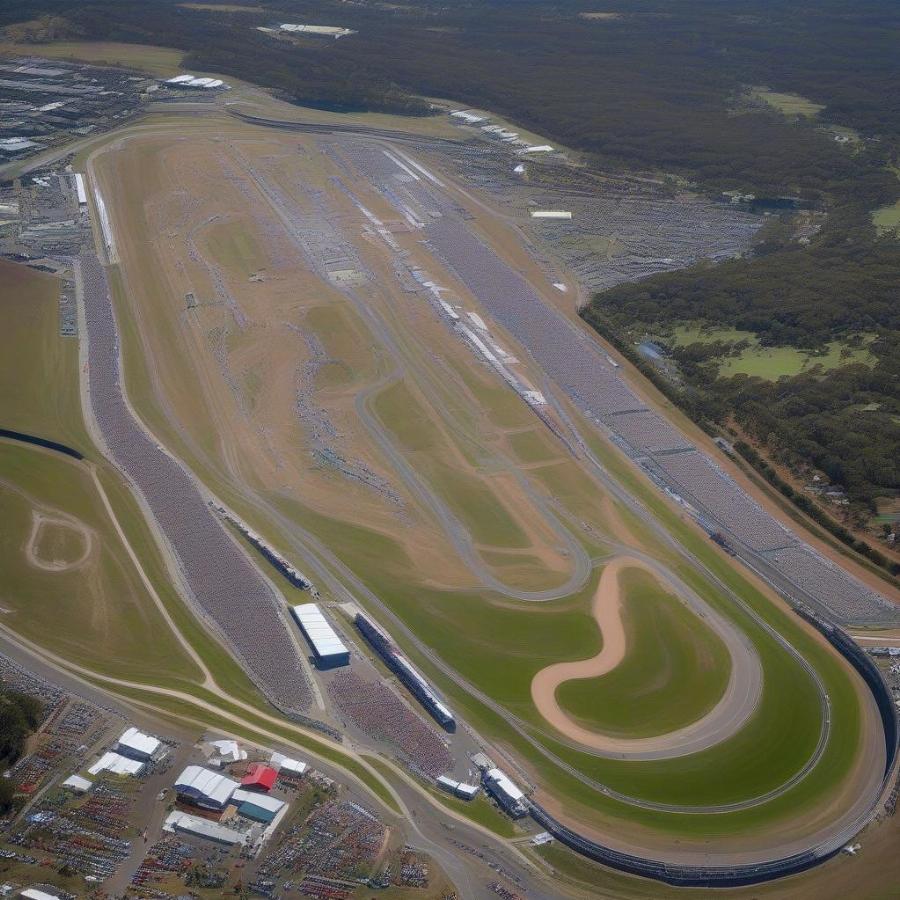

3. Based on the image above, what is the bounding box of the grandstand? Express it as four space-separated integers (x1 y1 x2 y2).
332 142 894 628
78 252 318 714
354 613 456 731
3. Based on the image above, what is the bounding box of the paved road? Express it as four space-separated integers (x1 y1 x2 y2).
0 626 549 900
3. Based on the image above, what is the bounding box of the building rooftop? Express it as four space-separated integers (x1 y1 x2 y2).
486 767 525 801
174 765 239 807
117 726 161 758
292 604 349 657
87 751 144 777
241 763 277 791
270 751 308 774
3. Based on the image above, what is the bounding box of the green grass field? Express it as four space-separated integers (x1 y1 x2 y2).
373 379 532 549
507 428 562 464
107 257 868 838
670 324 875 379
86 129 874 849
750 88 825 118
0 261 92 451
554 567 731 738
205 218 268 275
0 259 266 703
0 442 203 687
872 199 900 235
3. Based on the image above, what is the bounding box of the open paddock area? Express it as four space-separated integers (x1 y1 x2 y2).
872 197 900 235
74 109 898 886
747 88 826 119
665 324 877 380
0 259 91 451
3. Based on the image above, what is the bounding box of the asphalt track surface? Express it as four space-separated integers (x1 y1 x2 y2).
69 124 891 875
226 143 593 602
224 141 780 765
80 129 829 790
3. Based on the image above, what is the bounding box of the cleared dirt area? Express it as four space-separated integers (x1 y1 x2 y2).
92 128 588 596
25 509 94 572
530 556 761 756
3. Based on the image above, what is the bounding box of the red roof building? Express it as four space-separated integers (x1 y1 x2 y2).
241 763 277 791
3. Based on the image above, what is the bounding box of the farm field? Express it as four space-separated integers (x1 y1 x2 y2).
82 114 890 870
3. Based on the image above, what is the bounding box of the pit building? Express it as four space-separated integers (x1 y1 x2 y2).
291 603 350 669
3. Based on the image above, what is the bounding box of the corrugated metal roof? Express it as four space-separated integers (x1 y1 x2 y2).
292 604 349 657
88 751 144 776
270 751 307 774
486 768 525 801
174 765 239 806
165 810 245 844
62 775 92 792
232 788 285 814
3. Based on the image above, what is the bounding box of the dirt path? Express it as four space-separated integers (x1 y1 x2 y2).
530 555 763 756
24 510 94 572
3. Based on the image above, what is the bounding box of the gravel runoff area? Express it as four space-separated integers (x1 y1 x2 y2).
77 252 314 714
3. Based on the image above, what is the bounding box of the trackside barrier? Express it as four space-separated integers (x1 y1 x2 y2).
796 607 898 773
528 802 838 888
530 609 898 887
0 428 83 459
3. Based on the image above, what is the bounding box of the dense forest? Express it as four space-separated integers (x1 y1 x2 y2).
0 687 43 812
2 0 898 554
1 1 898 194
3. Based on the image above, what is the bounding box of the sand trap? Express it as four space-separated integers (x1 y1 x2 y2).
24 510 94 572
530 555 763 757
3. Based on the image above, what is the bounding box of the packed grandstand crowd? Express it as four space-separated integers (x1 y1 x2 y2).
78 253 315 714
327 671 453 778
328 153 893 627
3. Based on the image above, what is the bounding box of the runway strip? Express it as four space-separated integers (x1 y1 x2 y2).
530 556 763 757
